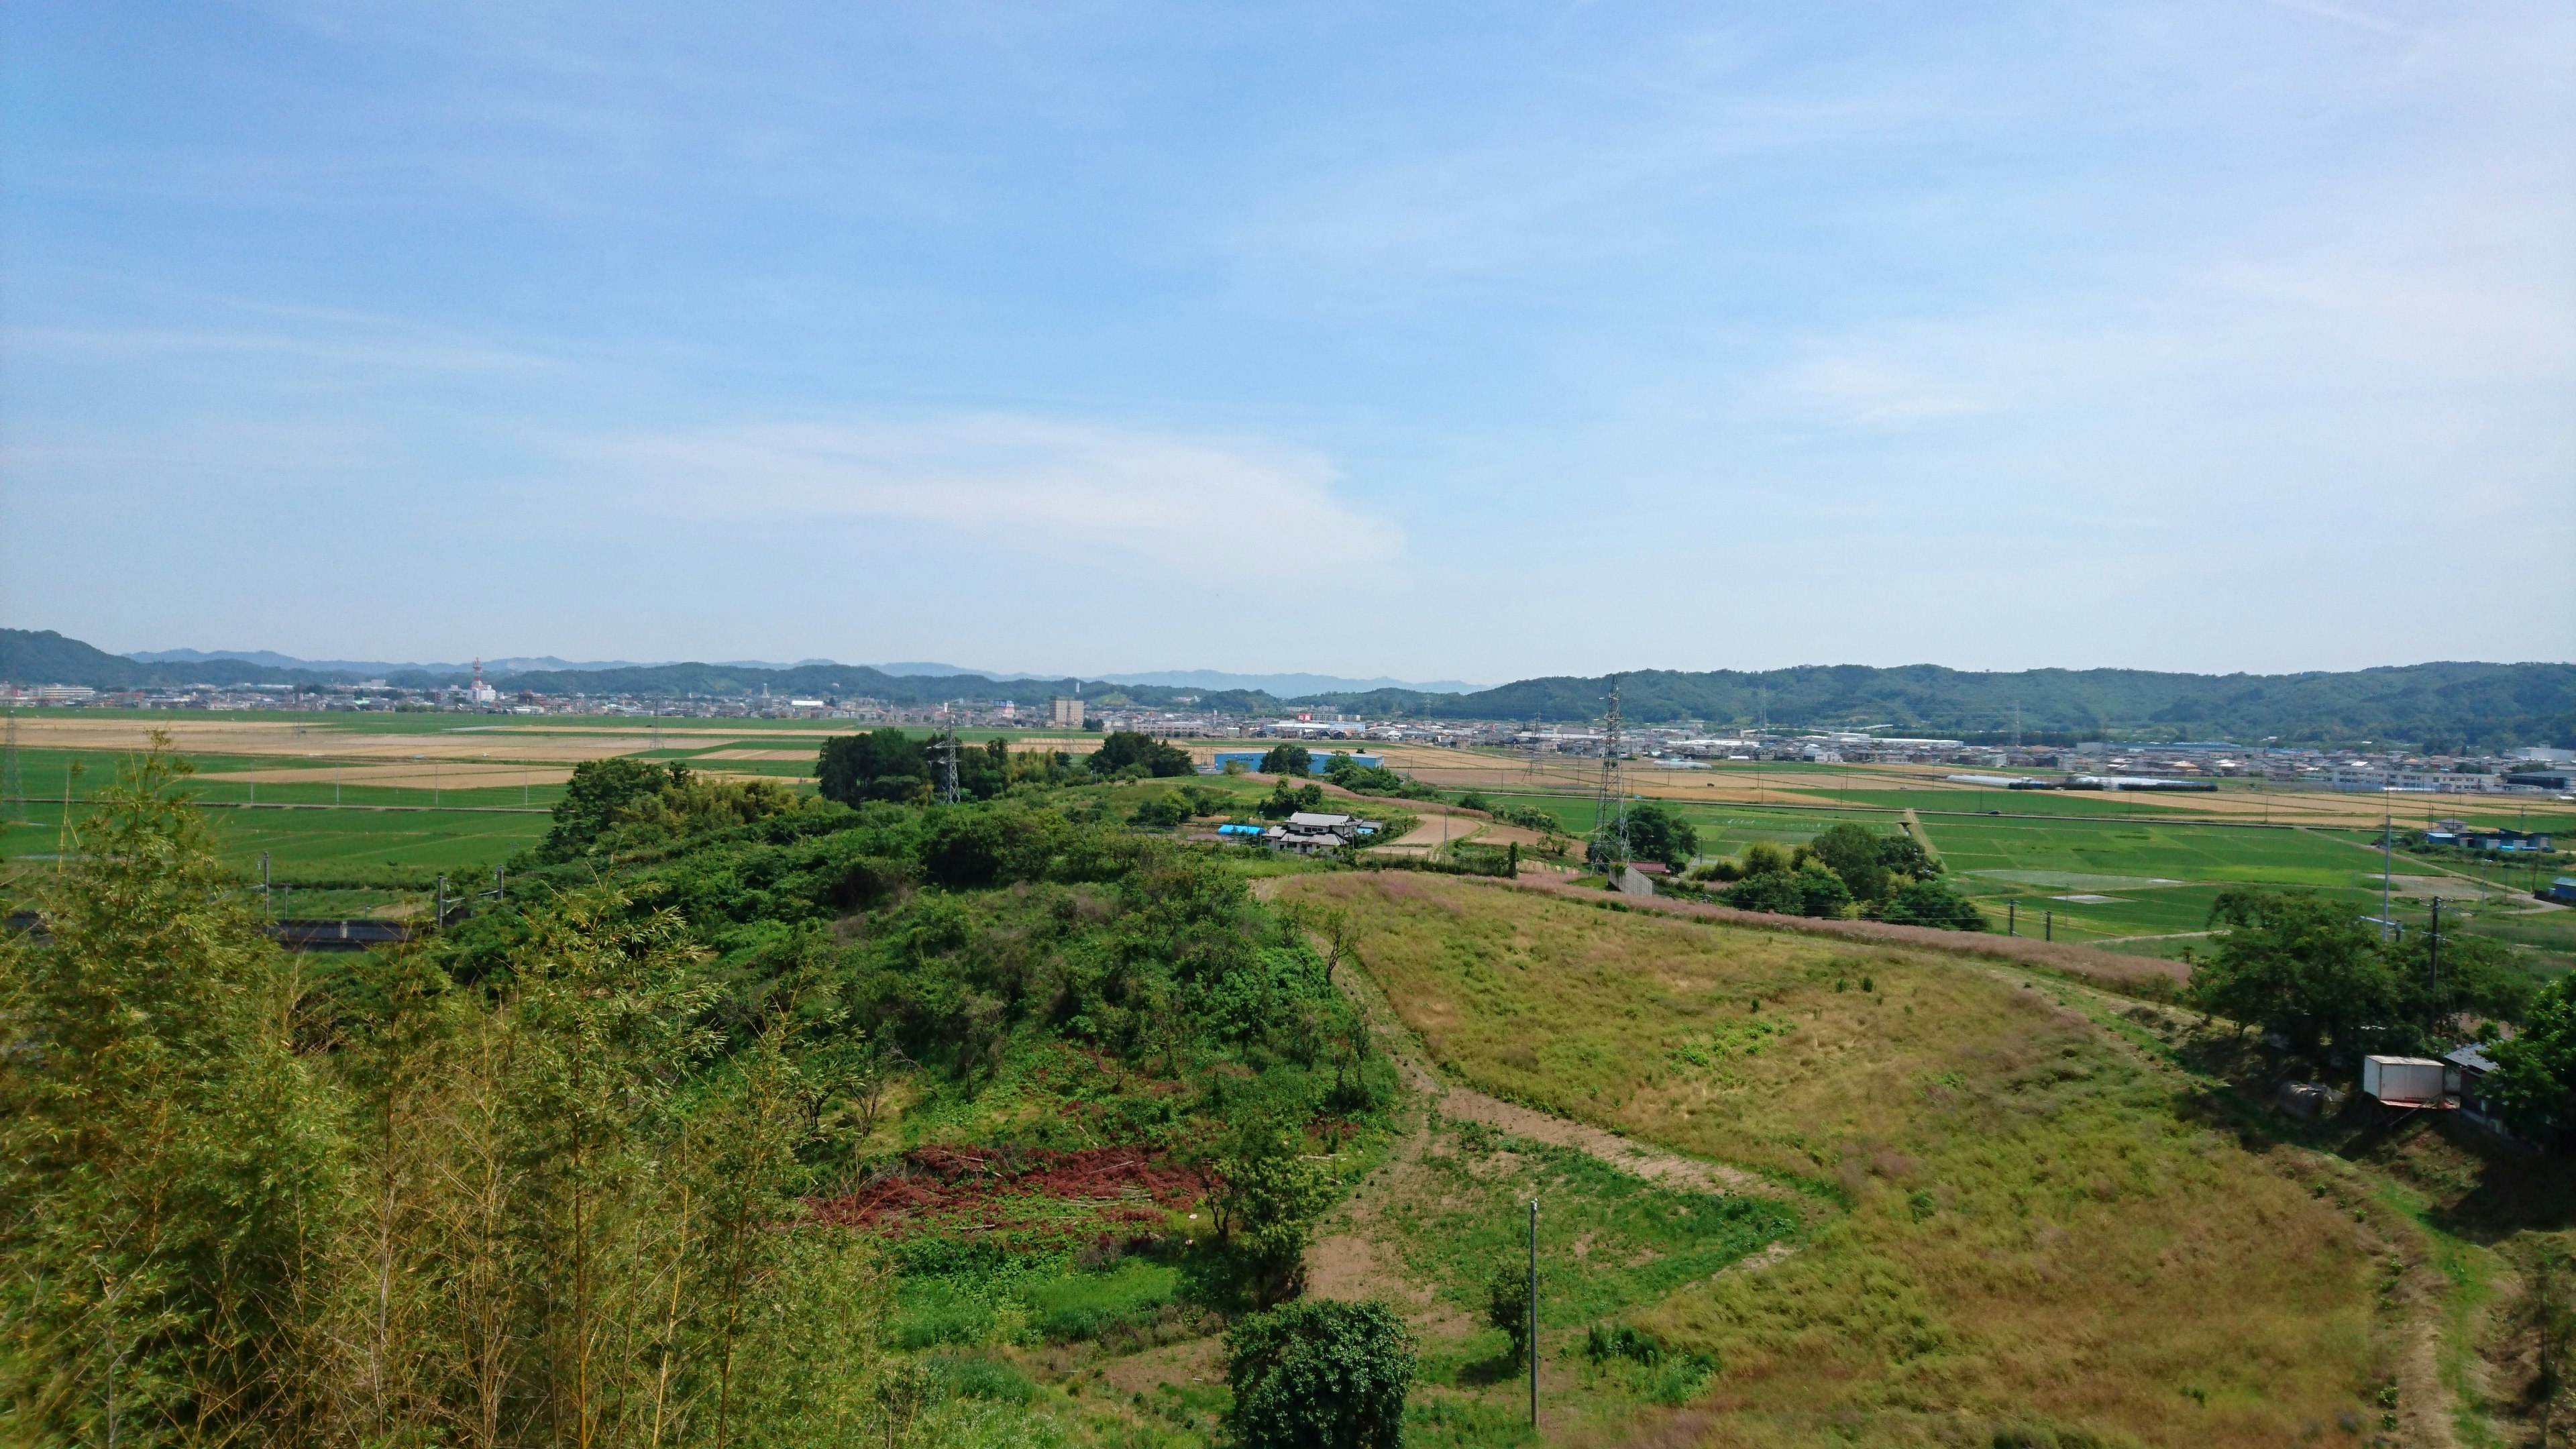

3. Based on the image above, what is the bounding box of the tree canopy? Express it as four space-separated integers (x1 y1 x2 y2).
816 728 930 805
1619 800 1699 869
2485 977 2576 1142
1258 744 1313 776
1225 1298 1415 1449
1087 731 1197 777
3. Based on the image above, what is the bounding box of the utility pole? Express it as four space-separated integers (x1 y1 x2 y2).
938 729 961 805
1527 1199 1540 1428
2381 786 2395 939
260 853 271 918
2428 896 2442 1026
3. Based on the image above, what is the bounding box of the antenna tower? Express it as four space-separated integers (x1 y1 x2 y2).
2 706 21 822
938 729 961 804
1593 676 1629 871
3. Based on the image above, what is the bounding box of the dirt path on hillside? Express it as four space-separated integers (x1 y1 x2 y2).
1255 876 1801 1203
1283 895 1789 1312
1419 873 2495 1443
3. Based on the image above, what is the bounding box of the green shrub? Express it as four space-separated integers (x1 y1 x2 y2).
1226 1298 1415 1449
1484 1263 1531 1368
1881 879 1988 931
929 1353 1037 1403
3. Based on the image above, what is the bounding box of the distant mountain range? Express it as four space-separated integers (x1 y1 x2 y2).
6 628 2570 749
120 647 1486 697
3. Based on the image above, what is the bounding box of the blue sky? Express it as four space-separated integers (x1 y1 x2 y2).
4 1 2569 682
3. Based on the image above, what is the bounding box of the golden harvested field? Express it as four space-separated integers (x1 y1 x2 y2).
690 748 814 761
1276 872 2394 1446
6 716 654 763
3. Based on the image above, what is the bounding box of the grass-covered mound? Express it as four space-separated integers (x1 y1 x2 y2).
1279 871 2389 1446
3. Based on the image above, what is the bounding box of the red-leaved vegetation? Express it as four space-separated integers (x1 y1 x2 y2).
807 1144 1212 1238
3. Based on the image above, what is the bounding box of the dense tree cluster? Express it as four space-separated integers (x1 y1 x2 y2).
1690 826 1982 929
1085 730 1196 779
2188 888 2534 1057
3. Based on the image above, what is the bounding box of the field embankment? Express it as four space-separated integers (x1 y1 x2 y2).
1279 871 2402 1446
1506 872 2190 996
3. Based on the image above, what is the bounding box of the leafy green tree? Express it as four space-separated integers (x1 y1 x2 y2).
1213 1119 1334 1306
2188 889 2398 1055
611 773 804 839
1129 795 1191 829
816 729 931 806
1483 1263 1530 1369
1721 862 1851 918
954 736 1012 800
1807 823 1892 903
1622 800 1699 869
1258 744 1313 776
2484 977 2575 1141
1087 731 1195 777
2382 928 2535 1036
1257 782 1328 820
1456 792 1491 813
0 739 343 1446
545 757 687 855
1879 879 1987 931
1225 1298 1415 1449
1875 833 1939 879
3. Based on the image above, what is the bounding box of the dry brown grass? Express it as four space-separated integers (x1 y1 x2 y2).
1276 872 2390 1447
5 716 651 763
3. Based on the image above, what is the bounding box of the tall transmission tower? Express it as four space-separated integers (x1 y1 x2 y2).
938 729 961 804
1592 676 1629 871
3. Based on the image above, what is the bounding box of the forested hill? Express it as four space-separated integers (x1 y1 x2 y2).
0 629 344 690
5 628 2569 747
1308 662 2576 750
412 660 1277 714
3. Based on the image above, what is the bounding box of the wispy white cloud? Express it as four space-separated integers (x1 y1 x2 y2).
596 416 1401 580
2259 0 2410 38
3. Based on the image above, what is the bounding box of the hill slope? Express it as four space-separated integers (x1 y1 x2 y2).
1314 660 2576 748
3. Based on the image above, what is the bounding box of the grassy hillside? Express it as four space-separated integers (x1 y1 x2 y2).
1279 872 2394 1446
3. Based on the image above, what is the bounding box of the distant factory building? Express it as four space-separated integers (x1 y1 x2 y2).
1051 696 1086 729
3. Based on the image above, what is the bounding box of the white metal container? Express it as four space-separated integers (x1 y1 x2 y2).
2361 1055 2447 1106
